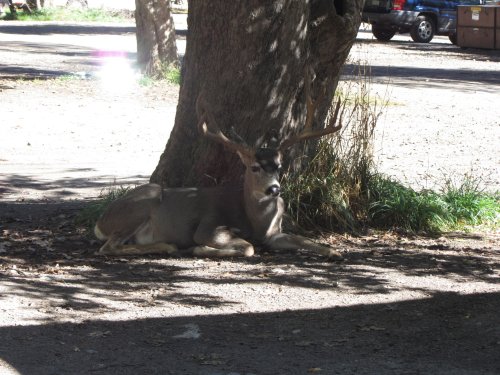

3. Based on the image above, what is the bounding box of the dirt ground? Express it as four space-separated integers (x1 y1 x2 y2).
0 20 499 375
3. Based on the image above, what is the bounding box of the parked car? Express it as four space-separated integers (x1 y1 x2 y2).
362 0 484 44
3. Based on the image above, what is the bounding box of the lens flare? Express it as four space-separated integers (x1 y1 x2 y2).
92 50 139 93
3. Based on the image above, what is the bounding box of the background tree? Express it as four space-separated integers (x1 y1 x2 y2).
6 0 17 14
135 0 179 76
26 0 41 10
151 0 363 187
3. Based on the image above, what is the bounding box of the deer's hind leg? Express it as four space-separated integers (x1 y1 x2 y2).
97 240 178 256
94 184 178 256
96 220 178 256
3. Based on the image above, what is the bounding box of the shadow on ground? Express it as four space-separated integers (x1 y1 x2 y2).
0 173 148 200
0 292 498 374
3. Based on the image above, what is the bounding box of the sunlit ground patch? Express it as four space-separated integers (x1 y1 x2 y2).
0 358 21 375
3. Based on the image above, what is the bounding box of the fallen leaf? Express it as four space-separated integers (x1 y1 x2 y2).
295 340 315 347
88 330 111 338
308 368 322 373
147 338 166 347
173 323 201 339
194 353 226 366
358 325 386 332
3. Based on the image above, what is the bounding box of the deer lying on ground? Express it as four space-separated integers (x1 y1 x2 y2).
94 90 344 260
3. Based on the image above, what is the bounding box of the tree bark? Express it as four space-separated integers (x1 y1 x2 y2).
26 0 41 10
151 0 363 188
135 0 179 76
7 0 17 14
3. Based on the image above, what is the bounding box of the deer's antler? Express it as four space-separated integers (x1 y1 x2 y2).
279 72 343 151
196 94 254 159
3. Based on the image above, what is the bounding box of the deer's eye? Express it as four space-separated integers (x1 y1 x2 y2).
251 165 261 173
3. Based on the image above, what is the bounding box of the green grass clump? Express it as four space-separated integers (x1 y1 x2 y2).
367 175 499 232
12 7 132 22
138 76 154 87
75 186 131 233
139 64 181 86
441 177 499 228
367 176 449 232
161 64 181 85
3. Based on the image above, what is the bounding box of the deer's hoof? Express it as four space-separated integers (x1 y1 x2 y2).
95 247 109 256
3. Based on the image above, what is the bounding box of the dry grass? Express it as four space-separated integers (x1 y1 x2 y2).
282 65 386 232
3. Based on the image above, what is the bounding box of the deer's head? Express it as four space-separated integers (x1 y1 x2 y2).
196 83 343 201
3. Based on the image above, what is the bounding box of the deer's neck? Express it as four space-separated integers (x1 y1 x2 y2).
243 186 284 242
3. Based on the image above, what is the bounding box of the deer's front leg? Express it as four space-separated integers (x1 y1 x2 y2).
265 233 343 260
191 224 255 258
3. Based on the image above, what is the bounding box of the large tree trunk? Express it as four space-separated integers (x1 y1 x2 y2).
135 0 178 76
151 0 362 187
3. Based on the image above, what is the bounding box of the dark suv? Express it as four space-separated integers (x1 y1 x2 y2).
362 0 484 43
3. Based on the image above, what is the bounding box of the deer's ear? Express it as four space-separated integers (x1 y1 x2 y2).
237 151 255 167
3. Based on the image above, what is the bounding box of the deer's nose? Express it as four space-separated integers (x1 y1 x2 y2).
266 185 281 197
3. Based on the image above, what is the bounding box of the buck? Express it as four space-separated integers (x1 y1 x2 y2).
94 89 344 260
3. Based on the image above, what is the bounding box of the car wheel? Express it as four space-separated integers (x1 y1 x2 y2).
410 15 435 43
372 25 396 41
449 33 457 45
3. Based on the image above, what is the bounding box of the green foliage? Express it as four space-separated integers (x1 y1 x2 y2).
441 176 499 228
138 75 155 87
160 64 181 85
367 175 499 232
13 7 132 22
1 8 15 20
139 64 181 86
55 74 80 82
367 176 450 232
75 186 131 233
